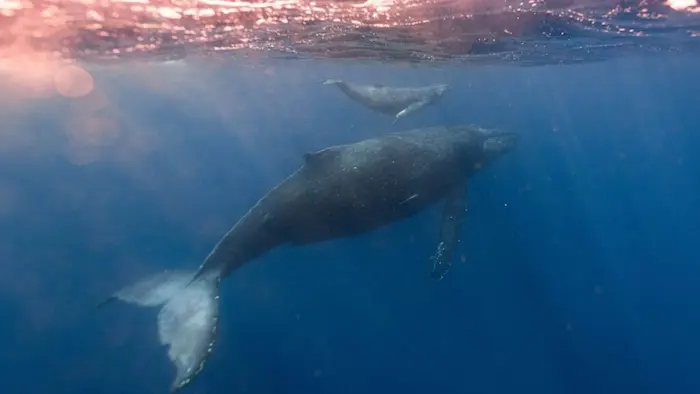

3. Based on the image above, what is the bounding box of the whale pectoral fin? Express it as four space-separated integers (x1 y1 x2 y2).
303 147 340 168
323 79 343 85
430 181 468 280
394 99 430 123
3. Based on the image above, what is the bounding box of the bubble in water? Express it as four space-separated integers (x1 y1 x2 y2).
54 64 94 98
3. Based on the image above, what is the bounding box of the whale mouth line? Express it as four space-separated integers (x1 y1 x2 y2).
482 133 518 153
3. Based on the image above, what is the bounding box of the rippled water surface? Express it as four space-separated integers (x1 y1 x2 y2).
1 0 699 68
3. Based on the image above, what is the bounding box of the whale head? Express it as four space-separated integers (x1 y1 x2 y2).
461 125 517 166
483 133 517 155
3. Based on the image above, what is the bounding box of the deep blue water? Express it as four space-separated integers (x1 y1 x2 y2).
1 55 699 394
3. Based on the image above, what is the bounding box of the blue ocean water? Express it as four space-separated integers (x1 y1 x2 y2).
1 54 699 394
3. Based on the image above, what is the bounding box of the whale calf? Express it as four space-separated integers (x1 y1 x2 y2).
100 124 517 392
323 79 450 124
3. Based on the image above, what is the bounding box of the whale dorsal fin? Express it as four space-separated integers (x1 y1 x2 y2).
303 147 339 168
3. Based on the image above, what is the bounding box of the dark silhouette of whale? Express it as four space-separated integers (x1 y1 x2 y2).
100 124 517 392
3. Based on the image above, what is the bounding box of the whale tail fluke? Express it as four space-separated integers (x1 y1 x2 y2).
100 269 221 393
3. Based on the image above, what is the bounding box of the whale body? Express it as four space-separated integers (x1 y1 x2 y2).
323 79 450 124
101 124 517 392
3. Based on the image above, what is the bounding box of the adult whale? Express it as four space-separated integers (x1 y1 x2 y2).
323 79 450 124
100 124 517 392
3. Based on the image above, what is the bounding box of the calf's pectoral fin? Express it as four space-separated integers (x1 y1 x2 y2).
430 180 468 280
393 99 430 124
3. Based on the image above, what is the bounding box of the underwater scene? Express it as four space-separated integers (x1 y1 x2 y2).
1 0 699 393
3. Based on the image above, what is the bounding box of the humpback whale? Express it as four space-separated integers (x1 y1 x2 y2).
323 79 450 124
100 124 517 392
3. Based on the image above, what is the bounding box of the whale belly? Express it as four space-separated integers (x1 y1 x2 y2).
286 187 444 245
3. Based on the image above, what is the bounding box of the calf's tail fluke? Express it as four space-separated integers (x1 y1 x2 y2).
99 269 221 393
